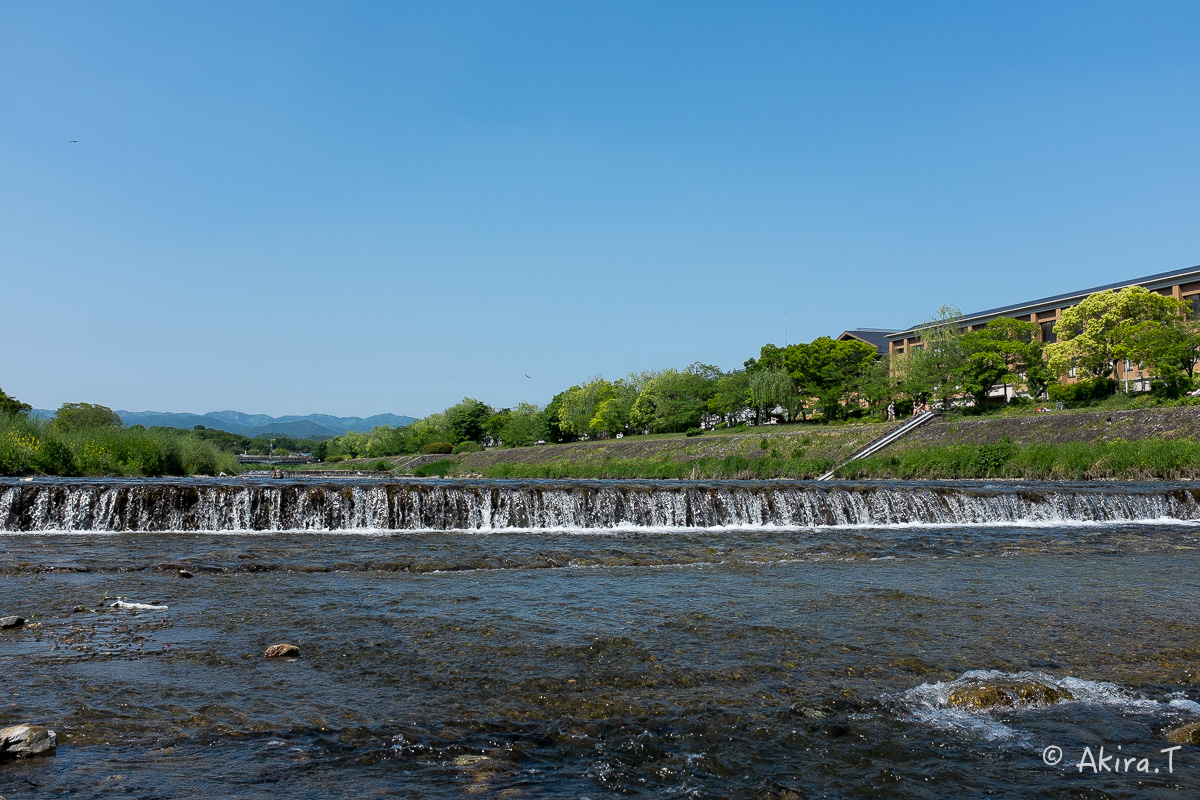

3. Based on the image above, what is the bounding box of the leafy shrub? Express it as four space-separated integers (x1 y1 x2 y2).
422 442 454 454
684 427 704 437
1047 378 1116 403
976 437 1014 475
1151 375 1194 399
37 437 77 475
413 459 455 477
0 416 45 475
371 460 392 471
452 441 484 454
324 454 347 463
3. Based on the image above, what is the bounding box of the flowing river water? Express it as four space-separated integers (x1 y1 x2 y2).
2 477 1199 798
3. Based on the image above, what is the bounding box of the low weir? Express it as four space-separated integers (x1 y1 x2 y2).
4 478 1200 532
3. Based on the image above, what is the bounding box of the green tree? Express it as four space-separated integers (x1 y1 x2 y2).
1045 286 1189 380
341 431 369 458
587 376 643 436
52 402 121 431
709 370 752 426
959 317 1044 406
1126 317 1200 389
749 368 795 421
365 425 407 456
745 343 806 378
0 387 31 417
558 379 615 438
630 367 717 433
542 392 569 442
445 397 493 444
392 412 450 453
501 403 550 446
858 355 897 414
791 337 879 420
902 306 968 410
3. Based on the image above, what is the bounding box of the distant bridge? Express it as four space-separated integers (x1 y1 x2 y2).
235 455 316 465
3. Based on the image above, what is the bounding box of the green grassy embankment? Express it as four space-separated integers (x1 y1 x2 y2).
290 406 1200 481
836 406 1200 480
300 423 892 479
451 422 895 479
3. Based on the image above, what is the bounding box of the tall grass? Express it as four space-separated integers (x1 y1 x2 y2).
0 415 238 477
478 454 836 480
838 438 1200 480
470 438 1200 481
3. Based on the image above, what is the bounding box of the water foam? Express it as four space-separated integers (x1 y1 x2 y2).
3 480 1200 532
899 670 1174 740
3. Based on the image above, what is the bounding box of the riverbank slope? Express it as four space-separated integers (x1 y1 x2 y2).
300 406 1200 480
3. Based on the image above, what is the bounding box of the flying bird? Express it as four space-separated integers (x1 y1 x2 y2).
68 140 80 143
525 374 532 379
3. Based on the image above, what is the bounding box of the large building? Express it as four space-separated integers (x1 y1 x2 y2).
842 263 1200 392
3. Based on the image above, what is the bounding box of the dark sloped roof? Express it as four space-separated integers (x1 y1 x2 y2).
887 263 1200 340
838 328 898 356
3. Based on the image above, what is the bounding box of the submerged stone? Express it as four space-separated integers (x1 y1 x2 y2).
1165 721 1200 744
0 615 25 629
265 643 300 658
946 680 1072 710
0 724 57 759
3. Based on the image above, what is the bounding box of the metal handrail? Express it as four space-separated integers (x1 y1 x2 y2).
816 410 938 480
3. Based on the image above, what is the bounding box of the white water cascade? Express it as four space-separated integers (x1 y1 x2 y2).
3 479 1200 532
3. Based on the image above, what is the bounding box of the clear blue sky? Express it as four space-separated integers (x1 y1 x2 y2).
3 1 1199 417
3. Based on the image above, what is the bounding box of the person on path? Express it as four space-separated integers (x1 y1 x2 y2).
887 402 895 421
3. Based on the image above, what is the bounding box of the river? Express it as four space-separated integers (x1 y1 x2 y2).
1 477 1197 798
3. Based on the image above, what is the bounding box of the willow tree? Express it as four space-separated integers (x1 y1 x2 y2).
749 368 795 422
901 306 968 410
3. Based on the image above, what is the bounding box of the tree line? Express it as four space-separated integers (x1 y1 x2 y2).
315 284 1200 460
7 284 1196 468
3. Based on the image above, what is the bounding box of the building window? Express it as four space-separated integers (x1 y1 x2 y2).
1188 295 1200 320
1068 367 1077 378
1040 320 1057 343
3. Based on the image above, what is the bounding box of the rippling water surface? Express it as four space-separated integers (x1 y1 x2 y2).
2 479 1199 798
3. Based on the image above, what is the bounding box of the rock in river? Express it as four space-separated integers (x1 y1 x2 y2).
0 616 25 629
1165 722 1200 745
0 724 57 759
946 679 1073 710
264 643 300 658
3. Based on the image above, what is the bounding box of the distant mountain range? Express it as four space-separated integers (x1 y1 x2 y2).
30 409 415 439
